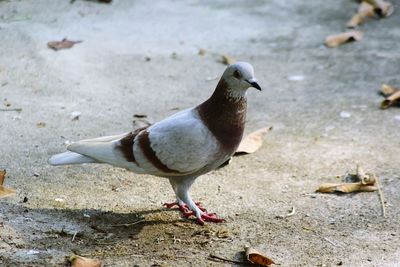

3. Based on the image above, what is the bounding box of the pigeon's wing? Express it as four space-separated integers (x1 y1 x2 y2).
131 108 220 177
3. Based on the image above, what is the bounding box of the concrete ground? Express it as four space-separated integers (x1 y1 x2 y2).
1 0 400 266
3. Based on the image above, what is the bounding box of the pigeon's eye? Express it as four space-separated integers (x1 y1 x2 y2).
233 70 241 79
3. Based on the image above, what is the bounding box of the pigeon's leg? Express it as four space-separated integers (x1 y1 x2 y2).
175 177 224 225
164 179 205 212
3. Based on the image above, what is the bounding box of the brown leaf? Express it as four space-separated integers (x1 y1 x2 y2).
0 169 5 185
381 89 400 109
0 170 16 199
324 31 363 48
219 54 235 65
380 83 396 97
235 126 273 155
358 1 376 18
47 38 82 51
69 255 103 267
245 246 276 266
36 122 46 128
316 166 378 193
198 48 206 56
364 0 394 17
346 14 364 28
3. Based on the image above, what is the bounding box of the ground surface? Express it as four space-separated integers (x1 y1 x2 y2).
1 0 400 266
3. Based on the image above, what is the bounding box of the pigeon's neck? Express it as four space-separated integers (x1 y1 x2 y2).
197 78 247 152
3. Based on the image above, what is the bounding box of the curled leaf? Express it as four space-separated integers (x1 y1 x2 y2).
69 255 102 267
324 31 363 48
236 126 273 155
47 38 82 51
245 246 276 266
0 169 16 199
0 169 5 185
316 182 377 193
316 166 378 193
364 0 394 17
380 83 396 96
381 89 400 109
219 54 235 65
346 14 364 28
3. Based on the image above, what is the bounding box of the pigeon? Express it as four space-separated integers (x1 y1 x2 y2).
48 62 261 224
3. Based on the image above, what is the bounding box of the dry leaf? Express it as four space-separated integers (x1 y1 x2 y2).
36 122 46 128
316 166 378 193
69 255 102 267
381 89 400 109
0 169 16 199
380 83 396 96
236 126 273 155
325 31 363 48
198 48 206 56
359 1 376 18
346 14 364 28
0 169 5 185
47 38 82 51
219 54 235 65
364 0 394 17
245 246 276 266
316 182 377 193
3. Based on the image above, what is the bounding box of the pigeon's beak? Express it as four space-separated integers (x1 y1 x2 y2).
246 78 262 91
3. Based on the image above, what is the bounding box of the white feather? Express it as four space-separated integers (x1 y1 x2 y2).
48 151 96 165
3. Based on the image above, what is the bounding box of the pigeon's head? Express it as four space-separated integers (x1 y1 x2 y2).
222 62 261 98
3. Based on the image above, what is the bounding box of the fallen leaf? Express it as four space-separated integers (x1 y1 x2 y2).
324 31 363 48
219 54 235 65
316 166 378 193
236 126 273 155
0 169 5 185
36 122 46 128
245 246 276 266
198 48 206 56
364 0 394 17
0 169 16 199
380 83 396 96
358 1 376 18
316 182 377 193
381 85 400 109
346 2 375 28
69 255 102 267
47 38 82 51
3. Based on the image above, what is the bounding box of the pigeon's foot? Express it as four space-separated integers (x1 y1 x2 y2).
163 201 206 212
180 209 225 225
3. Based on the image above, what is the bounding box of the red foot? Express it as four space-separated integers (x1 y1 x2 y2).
163 201 224 224
180 209 225 225
163 201 206 212
196 213 225 225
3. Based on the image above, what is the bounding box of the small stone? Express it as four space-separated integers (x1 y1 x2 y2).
287 75 305 81
340 111 351 118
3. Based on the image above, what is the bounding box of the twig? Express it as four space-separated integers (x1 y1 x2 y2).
208 254 247 265
323 237 340 247
110 219 145 227
276 206 296 219
71 231 78 242
0 108 22 112
375 175 387 218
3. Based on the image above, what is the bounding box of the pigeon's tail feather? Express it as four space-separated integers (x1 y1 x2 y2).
48 151 97 165
67 141 120 166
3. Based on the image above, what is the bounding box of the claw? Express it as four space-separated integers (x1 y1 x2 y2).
164 201 223 224
196 213 225 225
